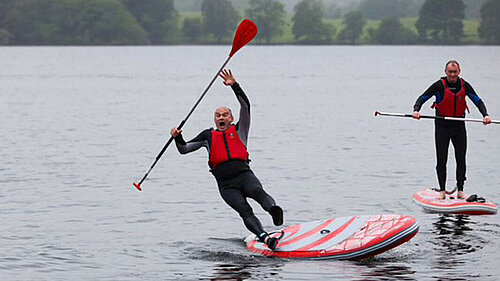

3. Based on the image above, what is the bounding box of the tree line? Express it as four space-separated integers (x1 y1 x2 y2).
0 0 499 45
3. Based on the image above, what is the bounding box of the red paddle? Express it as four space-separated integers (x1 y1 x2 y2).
133 20 258 191
230 20 259 57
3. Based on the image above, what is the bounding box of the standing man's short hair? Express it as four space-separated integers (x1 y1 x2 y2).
445 60 460 70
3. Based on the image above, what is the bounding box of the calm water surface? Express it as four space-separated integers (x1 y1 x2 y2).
1 46 500 280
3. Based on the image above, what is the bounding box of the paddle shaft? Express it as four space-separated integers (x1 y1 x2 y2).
375 111 500 124
134 57 231 187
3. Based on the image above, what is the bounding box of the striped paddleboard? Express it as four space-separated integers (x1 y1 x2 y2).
245 214 419 260
413 189 497 215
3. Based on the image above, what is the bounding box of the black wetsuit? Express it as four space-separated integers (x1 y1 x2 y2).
174 83 278 237
413 77 488 191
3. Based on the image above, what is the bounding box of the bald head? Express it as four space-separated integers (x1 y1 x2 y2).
445 60 460 71
215 106 233 117
214 106 234 131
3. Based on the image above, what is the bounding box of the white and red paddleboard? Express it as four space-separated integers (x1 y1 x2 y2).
413 189 497 215
245 214 419 260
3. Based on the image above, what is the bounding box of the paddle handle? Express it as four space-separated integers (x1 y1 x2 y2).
133 133 176 190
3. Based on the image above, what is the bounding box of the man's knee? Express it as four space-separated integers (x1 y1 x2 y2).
248 186 267 199
436 163 446 171
238 206 254 219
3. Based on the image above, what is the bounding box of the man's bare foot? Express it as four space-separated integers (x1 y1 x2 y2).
457 191 466 199
439 191 446 200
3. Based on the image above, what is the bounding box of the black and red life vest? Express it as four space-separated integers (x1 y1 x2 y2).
209 125 249 169
433 78 469 117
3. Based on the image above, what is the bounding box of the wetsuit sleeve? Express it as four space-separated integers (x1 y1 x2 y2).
174 129 210 154
464 81 489 117
413 80 442 112
231 82 250 146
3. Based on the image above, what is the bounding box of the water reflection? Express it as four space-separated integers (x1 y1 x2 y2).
207 261 283 281
429 214 486 280
191 242 284 281
431 215 480 257
208 263 255 281
358 264 417 281
356 257 417 281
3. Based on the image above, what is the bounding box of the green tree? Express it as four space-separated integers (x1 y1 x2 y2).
463 0 489 19
201 0 239 43
292 0 334 44
79 0 149 44
122 0 180 44
3 0 59 44
0 0 14 44
373 17 418 44
3 0 148 45
416 0 465 44
0 29 12 44
324 3 342 19
337 11 366 44
182 17 203 43
174 0 203 12
478 0 500 44
0 0 15 27
359 0 420 20
246 0 286 43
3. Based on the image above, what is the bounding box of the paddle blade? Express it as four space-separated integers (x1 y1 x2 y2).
229 19 258 57
133 183 142 191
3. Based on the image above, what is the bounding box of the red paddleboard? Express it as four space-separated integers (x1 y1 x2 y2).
245 214 418 260
413 189 497 215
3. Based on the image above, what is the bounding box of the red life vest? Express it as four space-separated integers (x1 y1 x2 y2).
209 125 249 169
433 78 469 117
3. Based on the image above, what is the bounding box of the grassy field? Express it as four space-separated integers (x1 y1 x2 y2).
462 19 480 43
179 12 481 44
179 11 202 20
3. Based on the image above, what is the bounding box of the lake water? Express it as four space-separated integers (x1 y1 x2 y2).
1 45 499 280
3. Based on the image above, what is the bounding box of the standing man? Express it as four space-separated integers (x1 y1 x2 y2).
170 69 284 250
412 60 491 199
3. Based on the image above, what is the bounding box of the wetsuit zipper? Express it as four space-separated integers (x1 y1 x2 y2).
222 132 232 160
454 93 457 116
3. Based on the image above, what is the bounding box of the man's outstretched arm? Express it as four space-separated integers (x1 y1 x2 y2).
171 128 210 154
